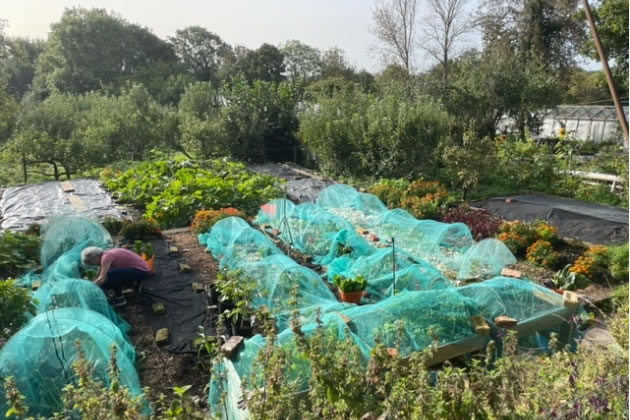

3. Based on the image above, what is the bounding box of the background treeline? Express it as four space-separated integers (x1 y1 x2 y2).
0 1 627 186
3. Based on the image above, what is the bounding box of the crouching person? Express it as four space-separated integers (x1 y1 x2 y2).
81 246 150 307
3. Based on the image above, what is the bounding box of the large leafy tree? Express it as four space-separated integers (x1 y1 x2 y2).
1 37 46 99
320 47 357 81
228 44 286 83
169 26 231 83
479 0 585 73
33 7 176 95
3 94 89 179
281 40 321 83
580 0 629 89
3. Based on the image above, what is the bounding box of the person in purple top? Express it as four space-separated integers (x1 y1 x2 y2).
81 246 150 307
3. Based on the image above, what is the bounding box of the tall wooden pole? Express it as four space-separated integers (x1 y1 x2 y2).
581 0 629 147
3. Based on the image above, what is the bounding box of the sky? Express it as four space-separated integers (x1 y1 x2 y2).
3 0 596 73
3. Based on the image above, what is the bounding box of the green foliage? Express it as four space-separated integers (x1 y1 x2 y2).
281 40 322 83
103 158 281 228
526 239 560 269
0 230 40 279
0 279 36 342
441 126 497 197
168 26 231 84
608 243 629 281
190 208 246 234
32 7 176 95
333 274 367 293
495 136 556 192
369 178 451 220
215 269 257 326
101 217 124 236
552 264 580 291
299 83 448 179
119 219 162 241
367 178 409 208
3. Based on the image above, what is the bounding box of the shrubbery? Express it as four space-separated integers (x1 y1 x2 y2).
191 208 246 234
441 206 502 240
0 230 41 280
368 178 450 220
0 279 35 344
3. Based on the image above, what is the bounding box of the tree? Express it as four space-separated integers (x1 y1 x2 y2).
0 37 46 99
580 0 629 87
320 47 356 80
4 94 88 179
370 0 418 73
564 69 610 104
0 78 17 143
177 81 225 157
422 0 472 84
169 26 231 83
281 40 321 83
229 44 285 83
479 0 585 73
33 8 176 95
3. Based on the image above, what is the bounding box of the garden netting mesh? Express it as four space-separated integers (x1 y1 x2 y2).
199 217 350 330
326 247 452 302
17 216 113 287
209 277 574 418
255 199 372 265
315 185 516 280
32 278 131 334
0 308 141 417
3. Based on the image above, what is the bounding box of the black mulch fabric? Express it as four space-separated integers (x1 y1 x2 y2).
140 239 214 353
473 193 628 245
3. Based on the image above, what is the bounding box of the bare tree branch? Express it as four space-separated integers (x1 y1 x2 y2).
370 0 418 73
420 0 473 83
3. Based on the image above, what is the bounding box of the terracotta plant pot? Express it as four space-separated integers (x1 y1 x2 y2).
142 253 155 272
339 290 363 304
552 288 564 295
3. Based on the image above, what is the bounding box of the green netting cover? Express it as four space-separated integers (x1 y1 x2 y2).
236 253 350 330
18 216 113 287
199 217 349 330
32 278 131 334
254 199 371 265
209 313 358 419
457 239 517 281
457 277 565 323
0 308 140 417
327 247 452 302
199 217 282 270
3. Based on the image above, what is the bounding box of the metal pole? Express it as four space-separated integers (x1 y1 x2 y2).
392 237 396 296
581 0 629 147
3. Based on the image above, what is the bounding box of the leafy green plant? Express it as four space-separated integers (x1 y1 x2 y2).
143 243 153 259
101 217 125 236
214 269 257 330
102 158 281 228
552 265 580 291
333 274 367 293
0 279 36 343
608 243 629 281
0 231 41 279
134 240 143 256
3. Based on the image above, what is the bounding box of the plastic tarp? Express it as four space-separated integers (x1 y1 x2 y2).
248 163 334 203
0 179 125 232
472 194 629 245
0 308 141 417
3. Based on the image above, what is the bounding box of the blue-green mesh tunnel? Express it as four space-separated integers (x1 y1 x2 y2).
0 308 140 417
32 278 131 334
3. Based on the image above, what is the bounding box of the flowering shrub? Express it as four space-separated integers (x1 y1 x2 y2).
369 178 450 220
497 221 537 256
534 221 558 243
191 208 246 234
570 245 626 283
441 206 502 240
526 239 560 268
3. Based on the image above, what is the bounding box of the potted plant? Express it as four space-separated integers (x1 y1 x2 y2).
142 243 155 272
334 274 367 304
551 264 577 294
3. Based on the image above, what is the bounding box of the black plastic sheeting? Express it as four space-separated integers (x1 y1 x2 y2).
0 179 125 231
473 194 629 245
249 163 334 203
141 239 214 353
